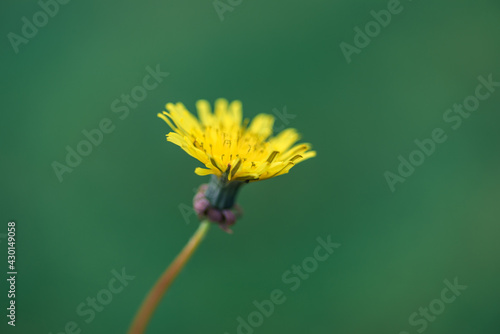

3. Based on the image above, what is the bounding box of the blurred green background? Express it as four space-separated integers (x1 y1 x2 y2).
1 0 500 333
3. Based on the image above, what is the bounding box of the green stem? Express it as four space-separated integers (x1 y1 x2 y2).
128 220 211 334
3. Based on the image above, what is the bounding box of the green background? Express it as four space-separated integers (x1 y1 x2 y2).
1 0 500 333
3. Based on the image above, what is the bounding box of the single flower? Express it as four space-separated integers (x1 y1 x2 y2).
129 98 316 333
158 98 316 231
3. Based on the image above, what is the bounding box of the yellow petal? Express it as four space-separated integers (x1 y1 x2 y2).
248 114 275 139
196 100 214 126
195 167 216 176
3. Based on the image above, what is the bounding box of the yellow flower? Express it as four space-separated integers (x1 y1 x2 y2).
158 98 316 182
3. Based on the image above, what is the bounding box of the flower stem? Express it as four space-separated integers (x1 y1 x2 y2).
128 220 211 334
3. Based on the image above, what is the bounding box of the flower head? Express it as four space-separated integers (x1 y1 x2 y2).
158 98 316 182
158 98 316 232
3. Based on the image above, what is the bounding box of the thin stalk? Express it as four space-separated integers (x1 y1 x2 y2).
128 220 211 334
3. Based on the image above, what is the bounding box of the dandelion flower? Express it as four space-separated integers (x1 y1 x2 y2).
158 98 316 181
158 98 316 230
